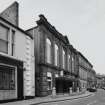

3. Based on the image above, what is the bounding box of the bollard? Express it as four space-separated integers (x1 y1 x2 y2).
69 87 72 94
52 87 56 96
77 87 79 93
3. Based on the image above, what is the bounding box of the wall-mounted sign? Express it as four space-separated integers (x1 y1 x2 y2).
60 71 63 76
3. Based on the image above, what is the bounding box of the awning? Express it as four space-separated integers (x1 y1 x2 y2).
55 76 78 82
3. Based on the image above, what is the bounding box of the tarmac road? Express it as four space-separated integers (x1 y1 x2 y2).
38 89 105 105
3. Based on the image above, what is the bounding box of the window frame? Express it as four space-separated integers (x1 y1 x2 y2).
68 54 71 71
62 48 65 69
46 38 52 64
54 44 59 66
0 23 9 54
0 63 17 91
11 30 15 56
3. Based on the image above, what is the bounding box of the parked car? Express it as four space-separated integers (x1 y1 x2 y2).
87 87 97 92
102 87 105 90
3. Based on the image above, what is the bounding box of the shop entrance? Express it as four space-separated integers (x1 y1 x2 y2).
55 78 73 94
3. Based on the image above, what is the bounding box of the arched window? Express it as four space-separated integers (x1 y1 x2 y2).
46 38 51 63
54 44 59 66
72 56 74 73
62 48 65 69
68 54 71 71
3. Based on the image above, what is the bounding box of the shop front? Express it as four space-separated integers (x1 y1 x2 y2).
55 76 77 94
0 54 23 102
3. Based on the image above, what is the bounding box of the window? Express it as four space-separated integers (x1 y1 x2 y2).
54 44 59 66
72 56 74 73
0 65 15 90
47 72 52 90
46 38 51 63
68 54 71 71
11 30 15 56
62 49 65 69
0 24 9 54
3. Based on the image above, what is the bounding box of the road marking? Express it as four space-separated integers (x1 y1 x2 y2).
87 100 97 105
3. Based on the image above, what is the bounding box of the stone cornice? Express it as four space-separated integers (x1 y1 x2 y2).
37 14 69 45
78 51 93 67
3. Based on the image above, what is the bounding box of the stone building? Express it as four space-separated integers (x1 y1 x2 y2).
0 1 96 101
77 52 94 91
96 74 105 88
0 2 35 101
87 69 96 88
26 15 79 97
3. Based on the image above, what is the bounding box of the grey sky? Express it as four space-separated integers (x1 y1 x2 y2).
0 0 105 74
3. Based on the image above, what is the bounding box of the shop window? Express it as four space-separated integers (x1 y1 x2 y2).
0 64 15 90
0 24 9 54
47 72 52 90
46 38 51 64
54 44 59 66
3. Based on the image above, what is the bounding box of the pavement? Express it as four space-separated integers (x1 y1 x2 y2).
0 91 94 105
36 89 105 105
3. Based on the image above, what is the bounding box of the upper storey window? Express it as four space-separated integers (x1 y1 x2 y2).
68 54 71 72
0 24 9 54
11 30 15 56
72 56 75 73
62 48 65 69
54 44 59 66
46 38 51 64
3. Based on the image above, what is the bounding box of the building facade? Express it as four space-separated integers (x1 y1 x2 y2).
96 74 105 88
0 2 35 101
27 15 79 96
0 1 96 101
77 52 95 91
87 69 96 89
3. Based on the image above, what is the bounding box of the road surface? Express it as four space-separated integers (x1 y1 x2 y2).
38 89 105 105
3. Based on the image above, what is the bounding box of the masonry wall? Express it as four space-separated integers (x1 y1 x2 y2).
27 24 79 96
0 2 19 26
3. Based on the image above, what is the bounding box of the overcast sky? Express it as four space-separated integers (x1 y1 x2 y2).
0 0 105 74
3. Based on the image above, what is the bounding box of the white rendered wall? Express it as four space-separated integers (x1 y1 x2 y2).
15 31 35 97
0 19 35 97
